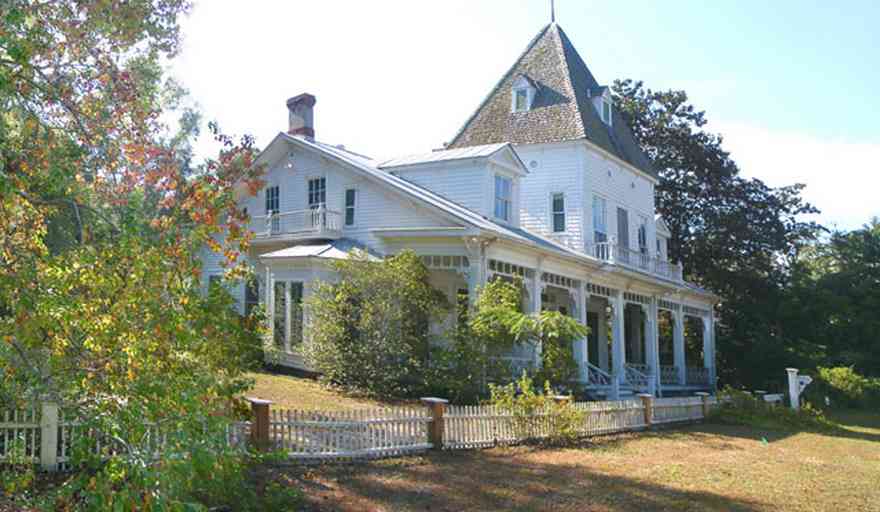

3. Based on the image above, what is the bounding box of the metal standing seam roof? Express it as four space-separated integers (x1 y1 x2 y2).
259 239 381 261
377 142 514 169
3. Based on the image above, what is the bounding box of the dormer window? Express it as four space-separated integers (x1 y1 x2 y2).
601 98 612 125
511 75 536 113
514 88 529 112
590 85 613 126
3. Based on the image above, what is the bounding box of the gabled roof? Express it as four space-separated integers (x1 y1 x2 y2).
258 133 585 261
377 142 527 174
448 23 656 180
259 239 381 261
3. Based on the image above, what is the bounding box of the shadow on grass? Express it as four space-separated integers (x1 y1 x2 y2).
695 410 880 445
292 447 765 512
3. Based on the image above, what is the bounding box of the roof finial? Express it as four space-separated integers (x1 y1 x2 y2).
551 0 556 23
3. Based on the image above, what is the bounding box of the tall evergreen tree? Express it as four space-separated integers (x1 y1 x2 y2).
612 80 822 387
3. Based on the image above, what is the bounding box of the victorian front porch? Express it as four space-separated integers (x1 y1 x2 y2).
257 235 718 398
476 253 717 399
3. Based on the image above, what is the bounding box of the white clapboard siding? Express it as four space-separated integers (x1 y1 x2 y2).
270 407 432 462
0 408 40 464
652 397 706 424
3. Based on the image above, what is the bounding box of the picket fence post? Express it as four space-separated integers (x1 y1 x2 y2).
247 398 273 451
40 400 59 472
695 392 711 418
637 393 654 427
420 397 448 450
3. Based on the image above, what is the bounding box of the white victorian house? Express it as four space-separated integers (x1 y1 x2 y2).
202 22 719 398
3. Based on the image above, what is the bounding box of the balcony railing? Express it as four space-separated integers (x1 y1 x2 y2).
686 367 710 386
250 206 342 240
587 239 683 282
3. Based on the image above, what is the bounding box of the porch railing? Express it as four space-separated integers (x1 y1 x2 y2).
587 240 683 282
660 365 680 385
686 367 710 386
624 364 651 391
586 363 612 386
250 206 342 239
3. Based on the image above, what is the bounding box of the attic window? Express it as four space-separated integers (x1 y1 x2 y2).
511 76 535 113
514 88 529 112
601 99 612 125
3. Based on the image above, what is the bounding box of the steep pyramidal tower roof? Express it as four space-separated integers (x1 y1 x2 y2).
449 23 654 177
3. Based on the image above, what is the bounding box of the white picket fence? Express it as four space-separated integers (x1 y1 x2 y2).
443 400 651 449
269 408 432 461
0 408 40 466
652 396 708 424
2 395 721 469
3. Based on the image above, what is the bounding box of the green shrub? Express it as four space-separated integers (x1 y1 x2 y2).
0 437 36 500
303 250 449 397
805 366 880 409
712 387 835 431
489 372 585 444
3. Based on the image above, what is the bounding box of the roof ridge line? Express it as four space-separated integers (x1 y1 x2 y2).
447 23 553 147
548 24 587 140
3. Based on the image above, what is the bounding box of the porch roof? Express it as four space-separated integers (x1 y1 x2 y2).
259 239 381 262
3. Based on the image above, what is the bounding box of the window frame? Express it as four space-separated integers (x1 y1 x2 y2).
513 88 529 112
344 188 357 227
265 185 280 214
638 215 649 254
592 194 608 243
307 176 326 209
602 99 613 125
551 192 566 233
494 174 513 222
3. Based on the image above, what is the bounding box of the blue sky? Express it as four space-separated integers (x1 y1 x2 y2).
170 1 879 230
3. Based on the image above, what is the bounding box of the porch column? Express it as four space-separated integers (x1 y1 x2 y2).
673 309 686 385
531 265 543 367
611 290 626 398
283 282 292 353
703 313 716 390
466 259 483 308
265 266 274 348
647 297 660 396
575 282 589 383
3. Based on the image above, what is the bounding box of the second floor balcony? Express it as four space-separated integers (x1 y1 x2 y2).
587 239 683 282
249 206 343 243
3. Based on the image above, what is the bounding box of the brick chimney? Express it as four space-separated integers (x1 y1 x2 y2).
286 93 316 141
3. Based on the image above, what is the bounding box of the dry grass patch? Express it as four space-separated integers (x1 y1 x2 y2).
285 412 880 512
246 371 412 411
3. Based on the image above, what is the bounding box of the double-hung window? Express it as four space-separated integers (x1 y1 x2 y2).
551 193 565 233
244 278 260 317
638 216 648 254
602 99 612 125
494 175 512 222
265 185 280 233
273 281 304 351
592 195 607 243
344 189 356 226
307 177 326 209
